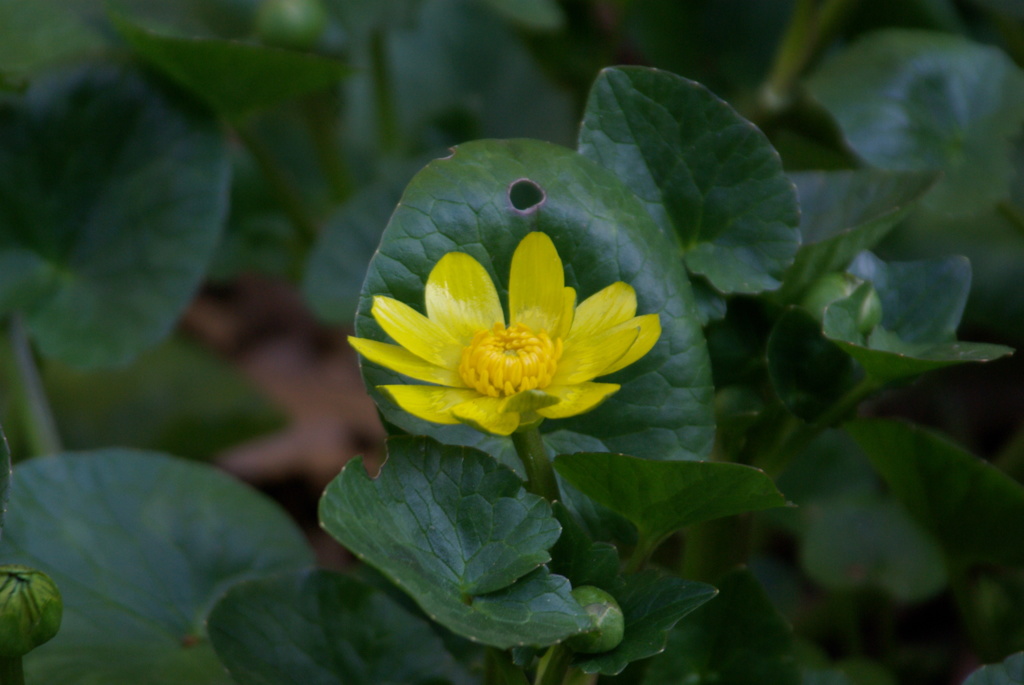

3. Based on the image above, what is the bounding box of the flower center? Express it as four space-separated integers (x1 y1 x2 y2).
459 322 562 397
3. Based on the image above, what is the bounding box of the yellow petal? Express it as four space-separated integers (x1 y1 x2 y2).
509 232 565 335
499 389 560 414
425 252 504 341
601 314 662 376
551 325 639 385
372 295 463 368
379 385 478 425
568 282 638 341
349 337 464 387
452 397 521 435
552 287 576 341
537 382 620 419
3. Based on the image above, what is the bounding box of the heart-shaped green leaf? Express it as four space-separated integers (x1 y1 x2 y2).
800 494 947 602
0 65 229 368
319 435 589 648
112 12 351 121
354 138 713 464
208 568 471 685
778 170 939 302
767 307 856 421
807 30 1024 214
822 256 1014 382
578 66 799 294
962 652 1024 685
846 419 1024 567
641 568 800 685
0 450 313 684
554 452 787 552
575 572 717 675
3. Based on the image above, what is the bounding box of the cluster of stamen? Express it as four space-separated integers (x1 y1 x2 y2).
459 322 561 397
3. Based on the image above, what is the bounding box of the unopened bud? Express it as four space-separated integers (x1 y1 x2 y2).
0 565 62 658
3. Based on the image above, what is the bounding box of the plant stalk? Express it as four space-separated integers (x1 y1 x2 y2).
512 426 560 502
485 647 530 685
0 656 24 685
235 125 320 250
8 315 62 456
534 644 572 685
370 28 400 153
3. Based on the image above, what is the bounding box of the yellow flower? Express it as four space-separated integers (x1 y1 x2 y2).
349 232 661 436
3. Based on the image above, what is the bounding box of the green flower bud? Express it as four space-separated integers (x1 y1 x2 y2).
801 272 861 323
856 286 883 335
0 565 62 658
566 586 625 654
256 0 328 50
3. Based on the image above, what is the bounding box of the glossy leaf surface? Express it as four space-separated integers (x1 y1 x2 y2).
846 419 1024 566
963 652 1024 685
319 436 590 648
354 139 713 464
208 568 470 685
0 65 229 367
578 66 799 294
0 450 313 684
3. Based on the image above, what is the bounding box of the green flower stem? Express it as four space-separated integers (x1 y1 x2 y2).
370 28 400 153
756 375 881 477
7 315 62 456
302 95 353 203
485 648 530 685
0 656 24 685
512 426 560 502
681 514 751 583
534 644 572 685
948 562 997 663
624 530 662 574
757 0 861 116
234 125 320 250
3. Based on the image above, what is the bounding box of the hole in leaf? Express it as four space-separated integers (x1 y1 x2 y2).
509 179 545 212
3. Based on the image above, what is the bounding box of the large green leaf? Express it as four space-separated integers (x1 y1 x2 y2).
807 30 1024 214
0 450 313 684
208 568 471 685
112 12 351 121
575 572 718 676
548 502 620 592
354 138 713 463
822 256 1013 383
554 452 787 552
846 419 1024 567
963 652 1024 685
319 435 590 648
578 66 800 294
800 494 947 602
0 0 104 79
0 65 229 368
642 568 800 685
778 170 938 302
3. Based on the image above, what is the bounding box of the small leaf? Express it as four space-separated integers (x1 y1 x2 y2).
208 568 471 685
0 450 313 684
318 436 589 648
808 30 1024 214
800 495 947 602
575 572 717 676
578 66 800 294
822 256 1014 383
846 419 1024 567
0 65 229 368
554 452 787 548
767 307 856 421
548 503 620 591
111 11 351 121
642 568 800 685
962 652 1024 685
778 170 939 302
